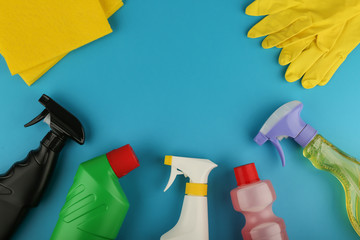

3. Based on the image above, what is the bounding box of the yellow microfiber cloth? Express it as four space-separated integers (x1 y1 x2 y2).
0 0 113 82
18 0 123 86
99 0 123 17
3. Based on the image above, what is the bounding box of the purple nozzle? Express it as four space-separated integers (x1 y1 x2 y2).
254 101 318 166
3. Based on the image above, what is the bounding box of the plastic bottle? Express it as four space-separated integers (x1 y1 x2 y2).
51 144 139 240
161 155 217 240
0 94 85 239
230 163 288 240
254 100 360 236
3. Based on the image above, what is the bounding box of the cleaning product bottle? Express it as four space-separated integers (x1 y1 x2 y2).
230 163 288 240
51 144 139 240
0 94 85 239
161 155 217 240
254 100 360 236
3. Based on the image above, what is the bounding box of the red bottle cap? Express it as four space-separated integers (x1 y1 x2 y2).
234 163 260 186
106 144 140 178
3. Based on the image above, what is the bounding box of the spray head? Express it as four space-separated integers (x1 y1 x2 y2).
163 156 217 192
24 94 85 145
254 101 317 166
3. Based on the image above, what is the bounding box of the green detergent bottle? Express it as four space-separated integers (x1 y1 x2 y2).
51 144 140 240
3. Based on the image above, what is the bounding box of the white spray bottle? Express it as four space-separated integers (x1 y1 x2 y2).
161 156 217 240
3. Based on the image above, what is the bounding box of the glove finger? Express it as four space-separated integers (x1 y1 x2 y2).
318 38 360 86
248 10 300 38
318 57 345 86
246 0 299 16
316 24 344 51
277 23 344 48
306 17 360 87
278 24 343 66
285 41 323 83
262 17 312 48
279 38 313 66
301 54 338 88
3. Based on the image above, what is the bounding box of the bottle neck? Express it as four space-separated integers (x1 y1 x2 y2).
185 183 208 197
294 124 318 148
41 131 66 153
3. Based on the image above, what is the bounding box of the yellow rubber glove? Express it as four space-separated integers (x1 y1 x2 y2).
277 24 344 65
246 0 360 49
304 16 360 88
279 15 360 88
278 38 313 66
18 0 123 86
0 0 112 78
279 24 343 79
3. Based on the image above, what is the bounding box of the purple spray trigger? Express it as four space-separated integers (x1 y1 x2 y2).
270 138 286 166
254 101 318 166
254 132 286 166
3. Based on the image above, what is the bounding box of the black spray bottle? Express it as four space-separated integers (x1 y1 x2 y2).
0 94 85 239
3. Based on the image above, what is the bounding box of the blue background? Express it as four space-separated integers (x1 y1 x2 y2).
0 0 359 239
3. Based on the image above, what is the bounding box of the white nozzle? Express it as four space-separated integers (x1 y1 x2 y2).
163 155 217 192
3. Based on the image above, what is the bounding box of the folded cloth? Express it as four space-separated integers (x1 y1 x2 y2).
99 0 123 17
0 0 112 78
18 0 123 86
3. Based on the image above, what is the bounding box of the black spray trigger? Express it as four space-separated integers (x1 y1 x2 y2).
24 109 49 127
25 94 85 145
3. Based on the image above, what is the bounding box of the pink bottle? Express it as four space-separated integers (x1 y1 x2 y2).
230 163 288 240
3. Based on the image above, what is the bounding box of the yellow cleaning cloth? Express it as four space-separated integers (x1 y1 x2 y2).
98 0 123 17
0 0 112 77
18 0 123 86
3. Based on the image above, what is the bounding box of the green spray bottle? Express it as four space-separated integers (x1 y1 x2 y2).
51 144 139 240
254 101 360 236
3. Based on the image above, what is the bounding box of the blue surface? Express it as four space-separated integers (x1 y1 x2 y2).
0 0 359 239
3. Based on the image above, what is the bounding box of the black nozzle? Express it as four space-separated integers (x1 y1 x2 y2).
25 94 85 145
